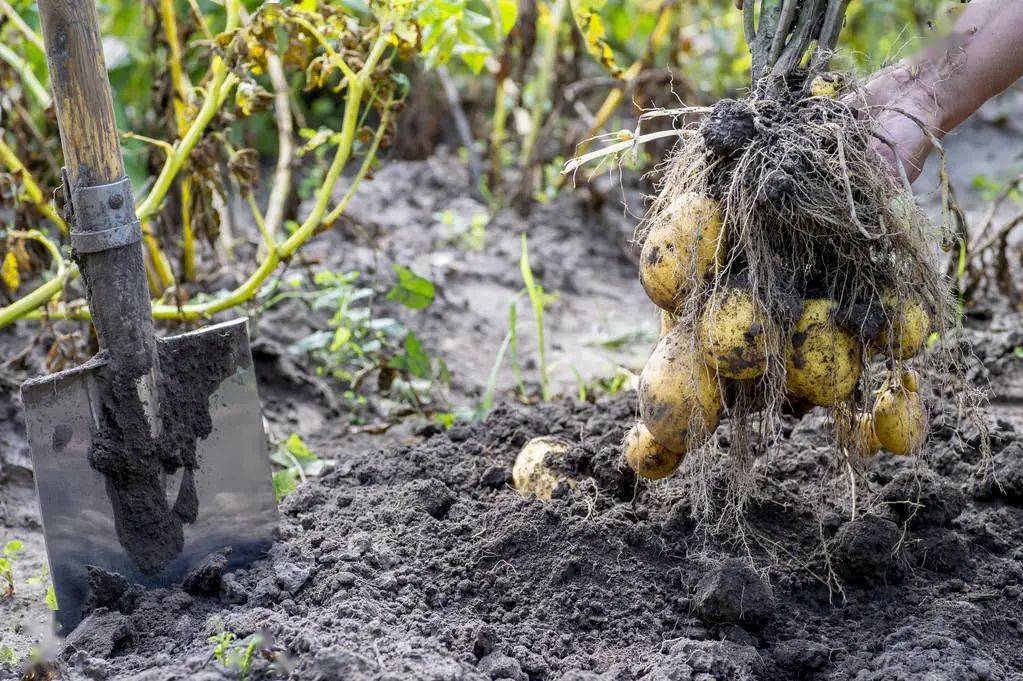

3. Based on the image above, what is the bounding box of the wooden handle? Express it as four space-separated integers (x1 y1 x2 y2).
39 0 155 375
38 0 123 188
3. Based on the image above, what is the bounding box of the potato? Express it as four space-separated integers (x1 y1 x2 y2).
700 287 768 380
639 326 722 452
872 375 927 455
512 436 572 499
875 292 930 359
640 193 725 311
623 422 684 479
809 74 840 98
660 310 679 338
785 299 862 407
836 408 882 457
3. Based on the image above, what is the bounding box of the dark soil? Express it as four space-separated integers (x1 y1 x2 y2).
21 380 1023 681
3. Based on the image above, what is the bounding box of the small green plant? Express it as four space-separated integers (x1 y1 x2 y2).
0 539 23 598
519 234 559 401
260 265 448 414
437 208 490 251
0 645 13 665
270 433 328 501
24 564 57 611
209 628 263 680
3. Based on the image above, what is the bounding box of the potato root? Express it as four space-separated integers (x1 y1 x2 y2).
639 193 724 311
785 299 862 407
639 326 722 452
700 287 768 380
872 372 927 455
623 422 684 479
512 436 572 499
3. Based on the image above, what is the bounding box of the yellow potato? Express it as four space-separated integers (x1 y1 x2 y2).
875 292 930 359
809 74 840 98
660 310 679 339
623 422 684 480
512 436 572 499
639 326 722 452
700 287 768 380
785 299 862 407
639 193 725 311
872 379 927 455
836 408 882 457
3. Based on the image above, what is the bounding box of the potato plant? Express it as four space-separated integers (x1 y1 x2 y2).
0 0 494 331
606 1 987 518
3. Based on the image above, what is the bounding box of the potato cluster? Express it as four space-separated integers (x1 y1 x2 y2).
623 193 931 479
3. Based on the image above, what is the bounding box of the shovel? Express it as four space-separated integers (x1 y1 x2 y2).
20 0 279 633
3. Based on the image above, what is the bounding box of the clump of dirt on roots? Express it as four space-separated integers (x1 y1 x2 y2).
640 79 986 524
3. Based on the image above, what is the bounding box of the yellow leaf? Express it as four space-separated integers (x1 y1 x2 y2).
1 251 19 293
569 0 623 78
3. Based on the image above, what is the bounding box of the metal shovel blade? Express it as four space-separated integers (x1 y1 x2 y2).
21 318 279 633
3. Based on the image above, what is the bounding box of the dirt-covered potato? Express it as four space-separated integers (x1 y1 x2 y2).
875 293 930 359
836 408 882 457
660 310 679 338
512 436 572 499
872 372 927 455
639 193 724 311
700 287 767 380
639 326 722 452
623 422 684 479
785 299 862 407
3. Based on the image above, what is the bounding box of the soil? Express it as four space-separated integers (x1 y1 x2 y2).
2 87 1023 680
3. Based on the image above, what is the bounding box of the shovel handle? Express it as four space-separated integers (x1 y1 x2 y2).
39 0 155 374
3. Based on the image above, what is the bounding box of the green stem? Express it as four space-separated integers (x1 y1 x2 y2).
0 230 72 328
520 0 566 172
0 138 66 234
135 66 238 221
0 43 50 108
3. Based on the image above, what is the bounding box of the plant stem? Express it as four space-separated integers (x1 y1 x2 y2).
0 43 50 108
0 138 66 234
519 234 550 401
6 29 393 326
0 0 45 51
489 77 509 198
158 0 197 283
520 0 567 181
262 52 294 244
0 230 71 328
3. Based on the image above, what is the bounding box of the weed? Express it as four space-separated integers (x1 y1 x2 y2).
270 433 329 502
0 539 22 598
519 234 559 401
209 627 264 680
260 266 448 414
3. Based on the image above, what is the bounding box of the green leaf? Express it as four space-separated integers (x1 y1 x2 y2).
3 540 23 556
387 264 436 309
1013 346 1023 359
44 585 57 611
330 327 353 352
389 332 432 379
272 469 298 501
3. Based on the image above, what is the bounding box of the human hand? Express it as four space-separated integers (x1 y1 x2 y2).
862 63 945 185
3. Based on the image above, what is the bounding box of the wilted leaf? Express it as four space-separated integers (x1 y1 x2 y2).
569 0 623 78
1 251 19 293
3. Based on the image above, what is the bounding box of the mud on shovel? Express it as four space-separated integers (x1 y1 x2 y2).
20 0 279 633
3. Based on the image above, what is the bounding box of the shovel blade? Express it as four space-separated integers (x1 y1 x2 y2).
21 318 279 633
